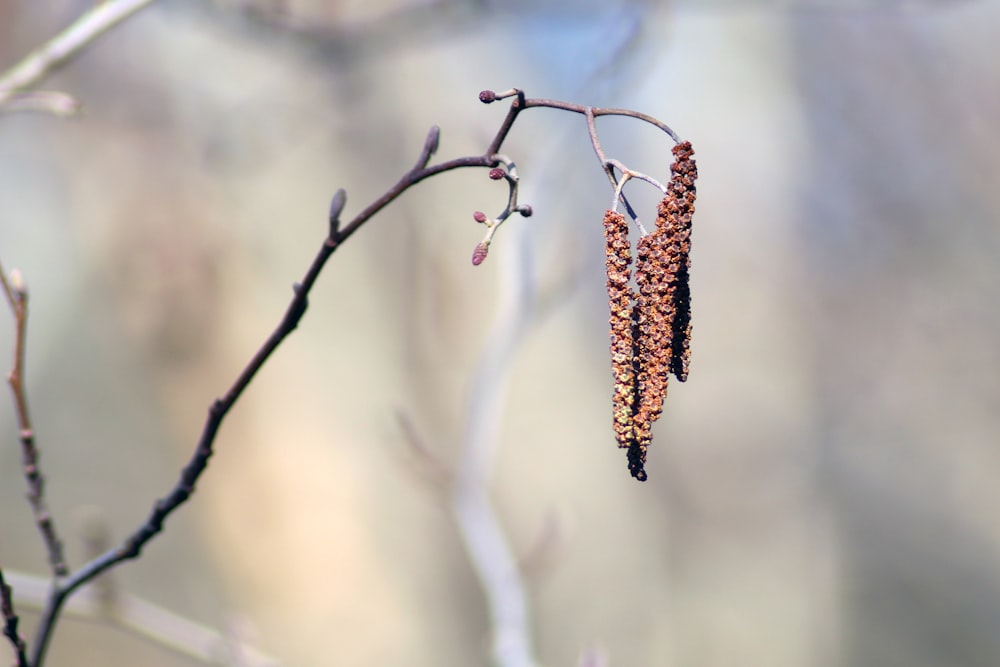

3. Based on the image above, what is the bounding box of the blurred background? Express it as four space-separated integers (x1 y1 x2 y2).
2 1 1000 666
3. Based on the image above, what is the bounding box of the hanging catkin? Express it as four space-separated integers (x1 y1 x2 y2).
662 140 696 382
604 140 697 481
603 210 637 452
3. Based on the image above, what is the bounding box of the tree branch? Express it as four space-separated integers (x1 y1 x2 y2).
0 265 68 579
25 93 521 667
5 88 683 666
453 225 538 667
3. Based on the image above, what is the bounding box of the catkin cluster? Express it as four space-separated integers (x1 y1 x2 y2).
603 141 697 481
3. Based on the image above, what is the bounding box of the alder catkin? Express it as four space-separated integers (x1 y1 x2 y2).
603 140 697 482
662 140 696 382
603 210 637 451
628 200 684 480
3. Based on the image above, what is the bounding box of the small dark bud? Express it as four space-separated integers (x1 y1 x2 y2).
488 167 505 180
479 90 497 103
473 211 488 223
518 205 533 218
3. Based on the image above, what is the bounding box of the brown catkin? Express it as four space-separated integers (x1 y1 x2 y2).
662 140 696 381
603 140 697 482
629 232 670 479
603 210 637 451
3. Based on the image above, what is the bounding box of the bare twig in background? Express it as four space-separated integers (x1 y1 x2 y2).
453 222 538 667
516 510 565 582
397 248 575 652
395 410 454 487
2 569 279 667
0 0 160 114
0 265 68 577
76 506 116 618
0 91 79 116
0 569 29 667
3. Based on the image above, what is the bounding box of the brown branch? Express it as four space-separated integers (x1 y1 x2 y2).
0 266 68 578
27 94 512 667
9 88 682 665
0 568 29 667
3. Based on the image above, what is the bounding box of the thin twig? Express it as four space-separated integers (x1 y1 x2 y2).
0 265 68 579
0 568 29 667
586 108 647 232
606 159 668 198
395 410 453 487
0 91 79 116
531 97 681 144
4 568 280 666
470 155 533 265
453 221 538 667
0 0 160 112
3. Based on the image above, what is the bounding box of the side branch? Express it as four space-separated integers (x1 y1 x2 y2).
0 266 68 578
480 88 680 143
527 98 681 143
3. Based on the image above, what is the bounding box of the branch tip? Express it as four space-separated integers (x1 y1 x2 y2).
10 269 25 298
425 126 440 155
328 189 346 237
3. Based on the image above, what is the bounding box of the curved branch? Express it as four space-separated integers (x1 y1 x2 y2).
525 97 681 144
26 99 521 667
16 87 684 666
